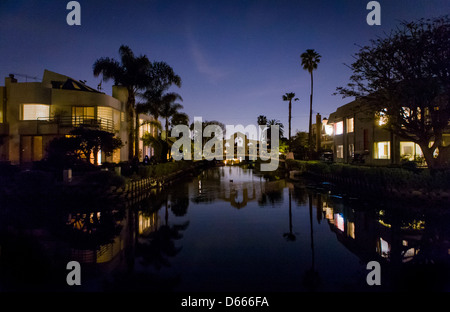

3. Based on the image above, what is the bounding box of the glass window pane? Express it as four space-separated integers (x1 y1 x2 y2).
22 104 50 120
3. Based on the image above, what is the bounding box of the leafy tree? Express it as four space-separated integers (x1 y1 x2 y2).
170 112 189 127
70 127 123 165
300 49 321 153
335 16 450 169
46 128 123 166
291 131 310 160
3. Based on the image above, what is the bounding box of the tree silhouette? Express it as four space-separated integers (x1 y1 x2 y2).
93 45 151 160
282 92 299 149
336 16 450 169
300 49 321 156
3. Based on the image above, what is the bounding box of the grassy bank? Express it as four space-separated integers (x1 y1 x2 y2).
286 159 450 201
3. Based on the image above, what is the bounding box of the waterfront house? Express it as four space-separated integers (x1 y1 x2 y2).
0 70 155 165
324 98 450 166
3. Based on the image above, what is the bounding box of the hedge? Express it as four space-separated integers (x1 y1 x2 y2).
286 159 450 193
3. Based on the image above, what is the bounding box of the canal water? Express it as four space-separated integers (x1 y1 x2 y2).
0 165 449 292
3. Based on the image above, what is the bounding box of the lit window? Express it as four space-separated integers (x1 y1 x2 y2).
72 106 95 125
400 142 423 161
378 111 388 126
335 121 343 135
22 104 50 120
346 118 354 133
324 124 333 136
336 145 344 159
348 144 354 158
374 141 390 159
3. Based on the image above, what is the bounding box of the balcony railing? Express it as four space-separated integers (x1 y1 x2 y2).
36 115 115 133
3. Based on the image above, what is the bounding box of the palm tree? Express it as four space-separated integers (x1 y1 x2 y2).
267 119 284 138
257 115 267 126
300 49 321 156
93 45 151 160
282 92 299 149
159 94 184 147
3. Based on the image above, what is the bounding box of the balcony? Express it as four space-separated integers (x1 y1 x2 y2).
33 115 116 133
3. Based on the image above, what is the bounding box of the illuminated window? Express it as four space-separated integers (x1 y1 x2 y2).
335 121 343 135
348 144 354 158
113 109 121 131
374 141 390 159
336 145 344 159
378 111 388 126
346 118 354 133
72 106 94 125
400 142 423 161
97 106 113 121
22 104 50 120
324 124 333 136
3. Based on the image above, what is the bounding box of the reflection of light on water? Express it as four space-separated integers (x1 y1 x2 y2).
377 237 390 258
347 221 355 239
335 213 345 232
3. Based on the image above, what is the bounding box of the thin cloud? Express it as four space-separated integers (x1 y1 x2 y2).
185 29 232 84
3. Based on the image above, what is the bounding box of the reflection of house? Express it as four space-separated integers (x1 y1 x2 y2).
324 99 450 165
319 194 426 264
223 131 261 161
0 70 155 165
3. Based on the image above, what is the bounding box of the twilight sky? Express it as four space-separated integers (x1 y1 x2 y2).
1 0 448 135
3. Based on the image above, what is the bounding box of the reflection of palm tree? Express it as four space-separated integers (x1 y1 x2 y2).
303 193 320 290
283 188 296 241
138 221 189 270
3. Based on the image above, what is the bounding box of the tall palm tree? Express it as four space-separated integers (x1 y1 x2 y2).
300 49 321 155
93 45 151 160
282 92 299 148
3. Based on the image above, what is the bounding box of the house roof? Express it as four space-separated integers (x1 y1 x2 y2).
42 69 102 93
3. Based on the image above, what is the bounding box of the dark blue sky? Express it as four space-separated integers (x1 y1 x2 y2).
1 0 448 134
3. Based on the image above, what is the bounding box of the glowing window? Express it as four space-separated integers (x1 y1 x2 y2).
400 142 423 161
22 104 50 120
335 121 343 135
336 145 344 159
374 141 390 159
346 118 354 133
324 125 333 136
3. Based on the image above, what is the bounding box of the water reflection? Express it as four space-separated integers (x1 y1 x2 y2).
0 166 449 291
